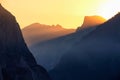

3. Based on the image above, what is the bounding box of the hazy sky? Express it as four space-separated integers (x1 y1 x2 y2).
2 0 120 29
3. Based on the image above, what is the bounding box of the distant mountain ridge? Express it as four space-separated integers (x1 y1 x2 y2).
22 23 75 46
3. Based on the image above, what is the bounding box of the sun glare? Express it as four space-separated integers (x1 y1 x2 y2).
98 0 120 20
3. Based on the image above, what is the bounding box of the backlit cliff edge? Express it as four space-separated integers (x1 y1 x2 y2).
0 4 51 80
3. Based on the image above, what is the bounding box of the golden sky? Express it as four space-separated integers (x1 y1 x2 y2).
1 0 120 29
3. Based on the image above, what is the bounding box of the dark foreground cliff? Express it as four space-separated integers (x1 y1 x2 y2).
0 4 51 80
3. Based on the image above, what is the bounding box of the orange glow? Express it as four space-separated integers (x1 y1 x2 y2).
1 0 120 29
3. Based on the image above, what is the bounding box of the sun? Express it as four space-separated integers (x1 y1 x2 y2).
97 0 120 20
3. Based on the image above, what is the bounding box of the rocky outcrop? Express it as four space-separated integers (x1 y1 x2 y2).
0 4 51 80
76 16 106 31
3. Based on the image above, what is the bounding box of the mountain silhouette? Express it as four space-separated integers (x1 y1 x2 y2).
29 16 105 71
0 4 51 80
76 15 106 31
22 23 75 46
50 12 120 80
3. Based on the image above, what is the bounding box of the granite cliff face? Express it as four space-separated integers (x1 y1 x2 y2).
0 4 51 80
81 16 105 28
76 16 106 31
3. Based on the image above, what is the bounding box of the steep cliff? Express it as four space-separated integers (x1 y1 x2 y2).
0 4 51 80
76 16 106 31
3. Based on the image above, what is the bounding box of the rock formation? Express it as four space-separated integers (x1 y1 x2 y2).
76 16 106 31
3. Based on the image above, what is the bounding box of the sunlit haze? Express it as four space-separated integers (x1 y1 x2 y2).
1 0 120 29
